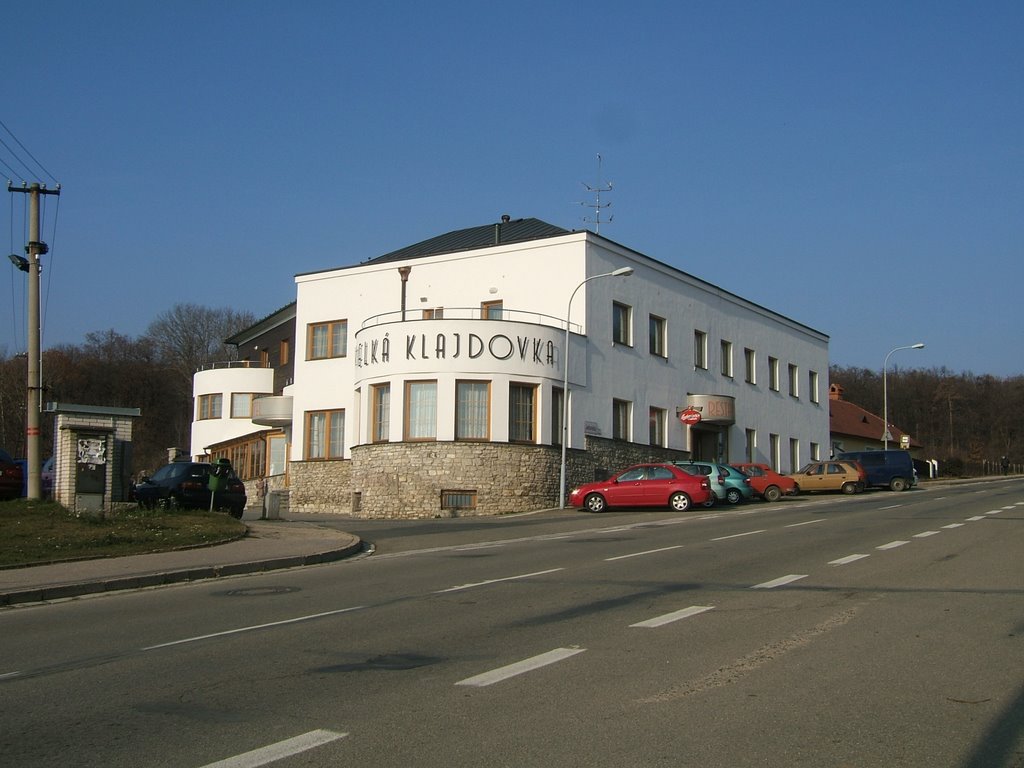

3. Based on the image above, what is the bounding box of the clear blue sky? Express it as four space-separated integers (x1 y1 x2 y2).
3 1 1022 376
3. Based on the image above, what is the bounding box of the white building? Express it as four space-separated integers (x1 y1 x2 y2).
192 217 829 518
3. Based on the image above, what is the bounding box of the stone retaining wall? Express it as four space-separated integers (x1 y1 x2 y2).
285 438 693 519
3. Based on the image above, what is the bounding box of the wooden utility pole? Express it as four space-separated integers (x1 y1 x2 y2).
9 181 61 499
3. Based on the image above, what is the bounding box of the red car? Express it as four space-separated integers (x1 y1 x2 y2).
568 463 712 513
733 462 798 502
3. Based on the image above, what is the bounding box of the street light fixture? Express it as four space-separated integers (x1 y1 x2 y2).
558 266 634 508
882 342 925 449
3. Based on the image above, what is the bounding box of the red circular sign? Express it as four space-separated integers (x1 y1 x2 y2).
679 408 702 426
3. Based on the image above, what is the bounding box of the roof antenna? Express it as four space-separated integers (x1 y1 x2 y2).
577 153 613 234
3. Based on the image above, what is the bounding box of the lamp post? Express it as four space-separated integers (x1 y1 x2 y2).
558 266 633 508
882 342 925 449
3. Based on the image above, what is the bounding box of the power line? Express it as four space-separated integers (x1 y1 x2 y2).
0 119 59 185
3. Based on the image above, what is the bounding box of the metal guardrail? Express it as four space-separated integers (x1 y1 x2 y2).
194 360 270 372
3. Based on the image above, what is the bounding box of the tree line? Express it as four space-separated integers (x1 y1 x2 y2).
0 303 254 474
830 364 1024 474
1 306 1020 476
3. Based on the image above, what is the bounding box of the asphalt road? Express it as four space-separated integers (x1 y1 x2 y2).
2 479 1022 767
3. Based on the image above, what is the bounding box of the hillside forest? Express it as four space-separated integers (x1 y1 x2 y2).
1 303 1021 477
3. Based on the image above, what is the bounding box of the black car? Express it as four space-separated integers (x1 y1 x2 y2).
0 448 23 500
135 461 246 518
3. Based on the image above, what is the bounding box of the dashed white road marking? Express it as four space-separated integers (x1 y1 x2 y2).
942 523 965 529
455 647 585 687
785 519 826 528
829 554 869 566
199 729 348 768
711 529 766 541
752 574 807 589
877 541 910 550
605 545 683 561
913 531 941 538
966 516 987 521
630 605 714 628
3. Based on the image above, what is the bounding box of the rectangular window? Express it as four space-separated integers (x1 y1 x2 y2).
789 363 799 397
809 370 819 404
768 356 780 391
721 340 733 377
648 315 666 357
371 383 390 442
307 320 347 360
744 348 756 384
280 339 290 366
422 308 444 319
306 409 344 459
552 386 564 446
456 380 490 440
613 302 632 346
267 434 287 476
810 441 821 461
770 433 781 471
441 490 477 511
694 330 708 369
612 399 631 441
745 428 756 462
405 381 437 440
509 383 537 443
230 393 254 419
481 300 503 319
649 406 666 447
259 349 270 367
789 438 800 472
197 393 222 420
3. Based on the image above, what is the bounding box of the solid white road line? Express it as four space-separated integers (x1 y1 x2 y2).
630 605 714 628
142 607 365 651
876 541 909 550
199 729 347 768
455 647 585 687
752 574 807 589
434 568 563 594
605 545 683 561
829 554 869 566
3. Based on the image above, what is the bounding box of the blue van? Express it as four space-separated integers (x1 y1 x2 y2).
837 450 916 491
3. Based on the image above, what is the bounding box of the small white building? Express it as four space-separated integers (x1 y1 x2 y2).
192 217 829 518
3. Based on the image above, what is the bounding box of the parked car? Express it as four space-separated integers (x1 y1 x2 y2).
787 460 867 495
568 463 712 513
0 448 23 501
134 461 246 518
733 462 799 502
674 461 754 505
836 449 916 491
41 456 54 497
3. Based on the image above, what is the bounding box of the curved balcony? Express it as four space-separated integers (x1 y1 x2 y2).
252 395 294 427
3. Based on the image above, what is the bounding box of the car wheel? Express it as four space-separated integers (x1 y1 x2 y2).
841 482 857 494
669 492 692 512
763 485 781 503
166 494 182 511
890 477 908 492
584 493 607 513
725 488 742 504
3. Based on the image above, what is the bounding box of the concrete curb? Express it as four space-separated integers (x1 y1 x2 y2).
0 536 365 607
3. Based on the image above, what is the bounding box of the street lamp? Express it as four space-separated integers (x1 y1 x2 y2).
558 266 634 508
882 342 925 449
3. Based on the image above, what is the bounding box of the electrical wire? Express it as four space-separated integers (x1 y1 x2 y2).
0 119 58 186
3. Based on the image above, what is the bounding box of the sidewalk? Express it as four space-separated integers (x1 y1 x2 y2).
0 518 363 607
